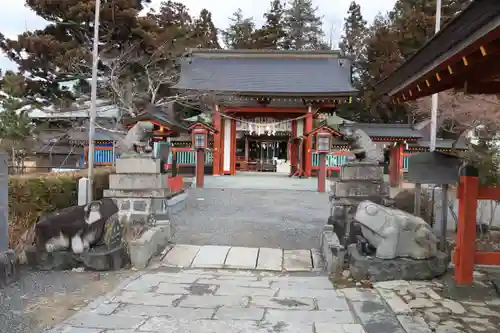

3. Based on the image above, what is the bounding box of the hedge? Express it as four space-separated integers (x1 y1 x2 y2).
8 168 112 248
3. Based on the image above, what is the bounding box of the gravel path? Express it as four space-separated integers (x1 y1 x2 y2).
171 188 329 249
0 268 133 333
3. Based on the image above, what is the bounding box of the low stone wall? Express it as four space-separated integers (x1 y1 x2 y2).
129 221 172 269
319 225 344 275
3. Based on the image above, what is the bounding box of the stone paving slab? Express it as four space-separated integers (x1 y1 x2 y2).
47 269 403 333
224 246 258 269
256 247 283 271
160 245 316 271
161 244 200 268
373 278 500 333
283 249 313 271
50 268 483 333
191 245 231 268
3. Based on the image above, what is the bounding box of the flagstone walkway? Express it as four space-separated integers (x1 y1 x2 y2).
150 244 323 272
46 269 407 333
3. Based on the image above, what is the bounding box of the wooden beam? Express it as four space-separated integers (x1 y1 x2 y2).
223 106 307 113
393 38 500 102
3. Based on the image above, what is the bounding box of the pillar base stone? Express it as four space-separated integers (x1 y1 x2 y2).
0 249 17 288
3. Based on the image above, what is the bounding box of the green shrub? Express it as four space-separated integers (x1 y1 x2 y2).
8 168 112 248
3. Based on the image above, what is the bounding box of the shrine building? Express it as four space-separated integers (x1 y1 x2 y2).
173 49 357 176
171 49 467 183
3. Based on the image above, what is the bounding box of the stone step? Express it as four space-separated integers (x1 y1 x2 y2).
154 245 324 272
109 174 167 190
331 181 389 197
115 157 162 174
340 162 384 181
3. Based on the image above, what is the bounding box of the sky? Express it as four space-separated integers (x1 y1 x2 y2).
0 0 396 71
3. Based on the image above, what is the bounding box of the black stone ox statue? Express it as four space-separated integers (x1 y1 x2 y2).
35 198 119 254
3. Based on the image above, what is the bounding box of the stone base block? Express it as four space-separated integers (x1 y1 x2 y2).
114 190 188 223
25 247 78 270
128 221 171 269
348 244 449 282
104 188 175 198
115 157 161 174
24 245 129 271
0 249 17 288
331 180 388 198
81 245 129 271
167 191 188 215
109 174 166 190
340 162 384 181
319 225 344 275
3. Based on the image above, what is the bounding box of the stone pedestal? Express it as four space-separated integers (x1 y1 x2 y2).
328 162 389 242
322 162 390 275
103 155 182 268
104 156 172 225
348 244 449 282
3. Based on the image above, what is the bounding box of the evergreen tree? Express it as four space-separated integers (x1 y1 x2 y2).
339 1 368 89
390 0 473 58
0 0 220 110
282 0 324 50
253 0 286 49
194 9 221 49
362 13 408 123
222 9 257 49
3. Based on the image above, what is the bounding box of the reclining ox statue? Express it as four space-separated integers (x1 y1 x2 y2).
35 199 119 254
354 200 438 260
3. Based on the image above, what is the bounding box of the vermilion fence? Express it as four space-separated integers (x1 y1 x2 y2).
86 146 415 172
454 167 500 284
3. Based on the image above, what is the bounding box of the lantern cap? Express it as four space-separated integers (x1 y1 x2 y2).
305 125 341 137
188 121 218 134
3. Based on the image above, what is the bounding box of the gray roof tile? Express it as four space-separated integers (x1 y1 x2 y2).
173 56 357 95
413 139 468 150
340 123 423 139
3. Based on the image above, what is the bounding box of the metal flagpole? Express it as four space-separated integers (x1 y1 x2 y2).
429 0 442 152
87 0 101 202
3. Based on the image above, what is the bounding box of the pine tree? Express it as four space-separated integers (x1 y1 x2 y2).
222 9 257 49
339 1 368 89
253 0 286 49
282 0 324 50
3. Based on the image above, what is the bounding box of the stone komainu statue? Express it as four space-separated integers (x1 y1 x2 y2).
343 127 383 163
116 121 154 155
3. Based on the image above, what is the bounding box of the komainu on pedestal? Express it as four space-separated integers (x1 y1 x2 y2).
322 127 449 281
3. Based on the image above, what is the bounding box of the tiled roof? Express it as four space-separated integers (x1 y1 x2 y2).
413 139 468 150
340 123 423 139
173 50 357 95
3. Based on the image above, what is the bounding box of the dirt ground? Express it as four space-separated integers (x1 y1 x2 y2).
0 267 134 333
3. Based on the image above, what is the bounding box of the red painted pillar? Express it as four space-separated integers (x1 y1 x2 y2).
455 164 479 285
389 143 403 187
196 149 205 188
212 106 221 175
230 119 236 175
317 153 326 192
290 120 298 176
304 107 313 177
